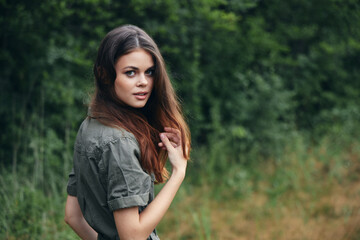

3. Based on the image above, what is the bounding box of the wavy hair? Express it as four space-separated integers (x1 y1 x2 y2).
90 25 190 183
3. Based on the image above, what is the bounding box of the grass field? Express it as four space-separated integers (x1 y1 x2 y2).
1 136 359 239
157 168 360 240
157 138 360 239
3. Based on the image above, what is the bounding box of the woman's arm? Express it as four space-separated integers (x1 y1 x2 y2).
113 127 187 240
64 195 98 240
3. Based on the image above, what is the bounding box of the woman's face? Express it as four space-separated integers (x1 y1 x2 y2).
114 48 154 108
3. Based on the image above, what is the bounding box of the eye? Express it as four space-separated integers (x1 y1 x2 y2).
125 70 135 77
145 68 155 77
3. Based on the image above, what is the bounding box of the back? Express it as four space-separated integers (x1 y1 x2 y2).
67 117 159 240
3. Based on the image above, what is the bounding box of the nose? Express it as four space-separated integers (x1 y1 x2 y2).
137 73 148 86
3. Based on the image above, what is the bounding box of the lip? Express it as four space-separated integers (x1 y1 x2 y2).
133 91 148 100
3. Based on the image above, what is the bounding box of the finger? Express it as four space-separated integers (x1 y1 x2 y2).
158 141 177 148
164 127 182 145
164 127 181 135
161 132 180 145
158 144 166 150
158 142 166 149
170 141 178 148
160 133 174 150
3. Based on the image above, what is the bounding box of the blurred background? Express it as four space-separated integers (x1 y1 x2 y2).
1 0 360 239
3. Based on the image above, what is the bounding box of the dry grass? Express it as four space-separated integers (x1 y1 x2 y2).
158 143 360 240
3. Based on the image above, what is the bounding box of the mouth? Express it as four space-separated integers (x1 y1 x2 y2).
133 92 148 96
133 92 149 100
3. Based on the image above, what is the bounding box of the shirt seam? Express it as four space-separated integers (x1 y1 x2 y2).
108 192 150 211
100 136 139 150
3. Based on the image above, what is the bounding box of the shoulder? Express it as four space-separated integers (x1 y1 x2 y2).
76 117 139 151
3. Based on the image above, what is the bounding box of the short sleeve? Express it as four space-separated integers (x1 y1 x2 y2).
67 168 77 196
103 137 152 211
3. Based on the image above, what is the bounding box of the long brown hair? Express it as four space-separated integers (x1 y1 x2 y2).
90 25 190 183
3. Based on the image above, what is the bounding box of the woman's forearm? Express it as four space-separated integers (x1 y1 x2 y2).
65 196 98 240
114 130 188 240
66 216 98 240
140 168 185 229
113 169 185 239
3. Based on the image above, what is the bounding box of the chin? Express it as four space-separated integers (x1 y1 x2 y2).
131 103 147 109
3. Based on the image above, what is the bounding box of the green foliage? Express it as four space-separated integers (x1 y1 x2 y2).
0 172 75 240
1 0 360 238
1 0 359 168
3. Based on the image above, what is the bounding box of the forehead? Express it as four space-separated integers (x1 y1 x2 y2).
116 48 154 68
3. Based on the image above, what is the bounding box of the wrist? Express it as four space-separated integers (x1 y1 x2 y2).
171 167 186 180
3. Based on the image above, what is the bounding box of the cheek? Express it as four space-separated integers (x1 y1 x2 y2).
115 77 129 90
114 78 127 97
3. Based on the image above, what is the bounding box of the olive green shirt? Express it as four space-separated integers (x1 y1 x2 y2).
67 117 159 240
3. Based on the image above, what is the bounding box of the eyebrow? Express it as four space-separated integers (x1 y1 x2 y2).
122 65 155 70
122 66 139 70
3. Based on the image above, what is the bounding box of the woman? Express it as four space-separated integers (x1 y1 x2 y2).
64 25 191 240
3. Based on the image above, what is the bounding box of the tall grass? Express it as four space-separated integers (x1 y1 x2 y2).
157 134 360 239
1 132 359 239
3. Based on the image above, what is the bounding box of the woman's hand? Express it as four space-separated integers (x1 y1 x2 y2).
158 127 187 173
114 127 187 239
